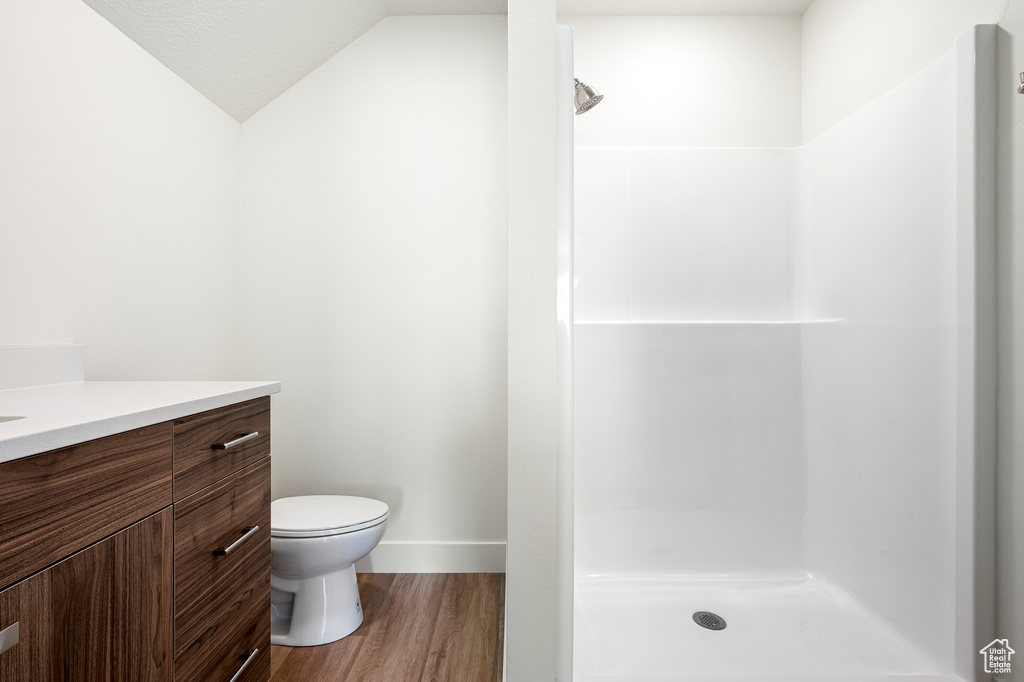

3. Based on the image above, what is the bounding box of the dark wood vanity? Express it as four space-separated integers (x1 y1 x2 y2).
0 396 272 682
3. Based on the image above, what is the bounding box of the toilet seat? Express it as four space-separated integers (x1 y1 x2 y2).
271 495 389 539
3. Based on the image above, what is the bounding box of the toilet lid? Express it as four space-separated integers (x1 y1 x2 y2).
271 495 389 538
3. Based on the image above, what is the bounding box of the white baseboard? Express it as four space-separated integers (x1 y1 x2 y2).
355 541 506 573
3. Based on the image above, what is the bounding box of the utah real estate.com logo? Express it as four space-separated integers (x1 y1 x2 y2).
980 638 1015 676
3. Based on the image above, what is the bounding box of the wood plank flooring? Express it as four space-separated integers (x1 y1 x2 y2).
270 573 505 682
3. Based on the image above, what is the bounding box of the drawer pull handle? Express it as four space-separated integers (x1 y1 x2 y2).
214 526 260 556
0 622 18 655
212 432 260 450
227 648 258 682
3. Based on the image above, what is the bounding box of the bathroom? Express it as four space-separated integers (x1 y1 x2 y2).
1 0 1024 680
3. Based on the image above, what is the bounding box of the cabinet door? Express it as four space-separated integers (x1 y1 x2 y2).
0 507 173 682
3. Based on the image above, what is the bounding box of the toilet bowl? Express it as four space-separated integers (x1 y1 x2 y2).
270 495 388 647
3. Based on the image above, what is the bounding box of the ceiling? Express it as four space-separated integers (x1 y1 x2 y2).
80 0 812 123
559 0 813 15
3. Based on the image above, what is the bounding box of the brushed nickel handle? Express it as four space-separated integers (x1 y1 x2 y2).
0 622 19 655
213 526 260 556
227 648 258 682
212 432 259 450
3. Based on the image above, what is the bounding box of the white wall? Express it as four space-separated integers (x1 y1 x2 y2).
239 16 508 573
801 0 1023 671
555 25 576 682
574 149 798 322
799 44 963 667
574 322 805 574
573 148 805 576
506 0 559 677
0 0 242 380
562 16 802 148
569 16 807 581
802 0 1006 141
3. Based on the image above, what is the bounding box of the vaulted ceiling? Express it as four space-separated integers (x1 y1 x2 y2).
80 0 813 122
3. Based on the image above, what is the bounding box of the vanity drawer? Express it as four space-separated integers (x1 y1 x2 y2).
173 397 270 502
0 422 172 591
174 571 270 682
174 457 270 656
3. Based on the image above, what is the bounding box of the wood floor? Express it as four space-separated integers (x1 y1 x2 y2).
269 573 505 682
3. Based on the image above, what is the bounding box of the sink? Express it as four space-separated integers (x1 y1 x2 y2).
0 416 26 423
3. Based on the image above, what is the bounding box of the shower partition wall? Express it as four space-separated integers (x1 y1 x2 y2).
567 25 995 682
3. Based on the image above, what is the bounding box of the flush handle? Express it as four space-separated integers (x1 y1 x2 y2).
227 648 258 682
0 622 19 655
213 526 260 556
212 432 259 450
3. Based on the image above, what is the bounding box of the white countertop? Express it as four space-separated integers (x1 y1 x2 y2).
0 381 281 464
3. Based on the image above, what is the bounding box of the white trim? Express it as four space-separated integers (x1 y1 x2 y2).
354 541 506 573
952 24 998 679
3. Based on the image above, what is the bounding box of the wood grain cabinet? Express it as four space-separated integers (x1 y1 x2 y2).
0 507 173 682
173 398 270 502
174 458 271 656
0 396 272 682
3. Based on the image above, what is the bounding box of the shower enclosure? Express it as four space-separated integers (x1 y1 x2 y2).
559 24 996 681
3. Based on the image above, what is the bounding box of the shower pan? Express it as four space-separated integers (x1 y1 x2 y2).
558 24 996 682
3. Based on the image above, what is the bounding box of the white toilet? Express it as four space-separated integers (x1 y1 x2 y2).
270 495 389 646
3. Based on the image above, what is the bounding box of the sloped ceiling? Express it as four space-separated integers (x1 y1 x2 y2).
80 0 505 121
80 0 811 123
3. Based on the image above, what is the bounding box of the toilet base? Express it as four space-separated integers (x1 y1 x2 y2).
270 563 364 647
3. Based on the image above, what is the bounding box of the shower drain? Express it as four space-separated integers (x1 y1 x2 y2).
692 611 727 631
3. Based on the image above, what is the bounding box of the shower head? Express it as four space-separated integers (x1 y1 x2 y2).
574 78 604 115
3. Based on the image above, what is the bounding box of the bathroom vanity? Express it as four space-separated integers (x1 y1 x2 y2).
0 379 279 682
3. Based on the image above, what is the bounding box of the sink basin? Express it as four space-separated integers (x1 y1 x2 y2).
0 416 26 423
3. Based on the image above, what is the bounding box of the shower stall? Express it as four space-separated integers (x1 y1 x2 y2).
558 23 996 682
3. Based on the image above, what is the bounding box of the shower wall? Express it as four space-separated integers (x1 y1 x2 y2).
570 16 806 579
574 149 806 575
800 29 995 670
799 48 959 664
575 322 804 573
573 20 994 675
574 150 798 323
564 16 801 148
